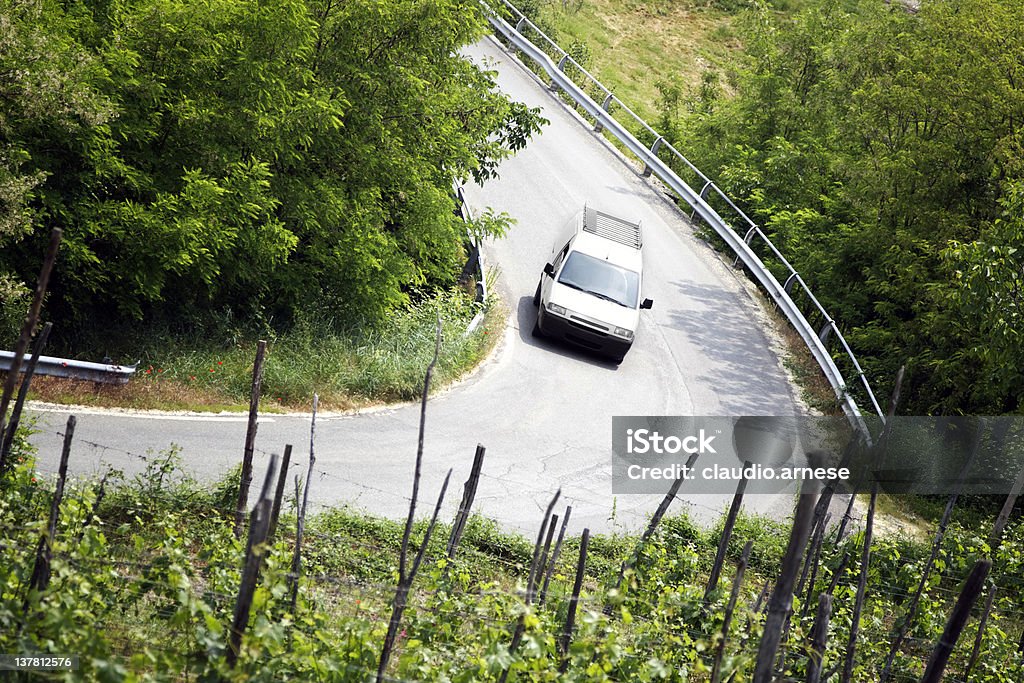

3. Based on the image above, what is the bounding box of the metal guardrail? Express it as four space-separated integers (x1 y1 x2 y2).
481 0 883 436
0 351 138 385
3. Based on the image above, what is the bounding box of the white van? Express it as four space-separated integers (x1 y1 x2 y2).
532 206 653 363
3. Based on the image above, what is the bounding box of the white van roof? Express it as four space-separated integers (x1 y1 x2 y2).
572 207 644 273
582 206 643 249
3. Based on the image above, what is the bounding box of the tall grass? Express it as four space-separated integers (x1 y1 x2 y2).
30 289 498 411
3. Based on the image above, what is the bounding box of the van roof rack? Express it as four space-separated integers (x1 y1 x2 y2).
582 206 643 249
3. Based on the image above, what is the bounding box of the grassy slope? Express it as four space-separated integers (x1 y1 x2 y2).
537 0 744 121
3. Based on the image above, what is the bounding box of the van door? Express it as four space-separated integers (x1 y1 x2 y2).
541 239 572 305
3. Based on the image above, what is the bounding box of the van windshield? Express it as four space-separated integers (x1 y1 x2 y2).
557 252 640 308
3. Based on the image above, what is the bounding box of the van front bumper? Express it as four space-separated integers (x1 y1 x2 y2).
537 308 633 359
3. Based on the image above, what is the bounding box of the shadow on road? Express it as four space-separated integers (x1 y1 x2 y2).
514 295 620 370
663 279 798 414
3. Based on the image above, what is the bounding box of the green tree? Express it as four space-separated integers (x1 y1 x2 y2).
1 0 543 341
680 0 1024 414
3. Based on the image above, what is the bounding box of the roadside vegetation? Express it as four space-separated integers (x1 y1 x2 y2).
4 432 1024 681
525 0 1024 416
0 0 542 408
27 289 504 412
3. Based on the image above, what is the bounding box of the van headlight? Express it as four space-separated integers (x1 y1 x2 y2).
613 327 634 340
546 303 567 316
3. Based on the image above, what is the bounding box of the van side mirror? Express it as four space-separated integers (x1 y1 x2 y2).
641 298 654 310
543 263 555 277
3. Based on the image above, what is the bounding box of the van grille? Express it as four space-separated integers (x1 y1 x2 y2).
569 316 608 334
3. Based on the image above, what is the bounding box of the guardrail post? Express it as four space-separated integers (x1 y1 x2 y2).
641 136 664 177
691 181 714 223
593 93 614 132
732 226 759 268
783 272 799 295
515 17 526 32
818 321 834 345
549 53 570 91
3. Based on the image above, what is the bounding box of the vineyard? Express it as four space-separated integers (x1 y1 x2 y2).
2 350 1024 682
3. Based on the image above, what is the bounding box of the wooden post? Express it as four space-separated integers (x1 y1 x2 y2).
752 480 819 683
809 437 861 543
532 513 558 596
227 454 278 668
0 321 52 463
268 444 292 541
881 420 986 683
963 585 996 682
539 505 572 605
398 320 439 584
376 470 452 683
27 415 74 596
805 593 832 683
705 463 751 602
842 484 877 683
234 340 267 538
526 490 561 601
711 540 752 683
0 228 61 472
376 319 447 683
833 493 857 549
289 396 319 613
776 509 831 672
288 474 304 614
447 444 486 560
753 581 769 613
798 513 831 617
559 528 590 671
991 465 1024 551
919 560 992 683
499 490 561 683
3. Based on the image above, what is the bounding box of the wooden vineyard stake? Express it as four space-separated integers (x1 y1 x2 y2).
920 560 992 683
559 528 590 673
805 593 832 683
539 505 572 605
842 483 877 683
499 489 561 683
711 540 752 683
234 340 267 538
753 481 818 683
0 228 61 473
27 415 75 599
0 321 52 462
227 454 278 668
447 444 486 560
268 444 292 541
705 463 751 603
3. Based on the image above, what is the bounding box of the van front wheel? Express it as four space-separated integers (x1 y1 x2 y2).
533 280 541 307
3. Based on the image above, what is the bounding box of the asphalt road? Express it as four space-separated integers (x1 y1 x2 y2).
26 37 806 536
